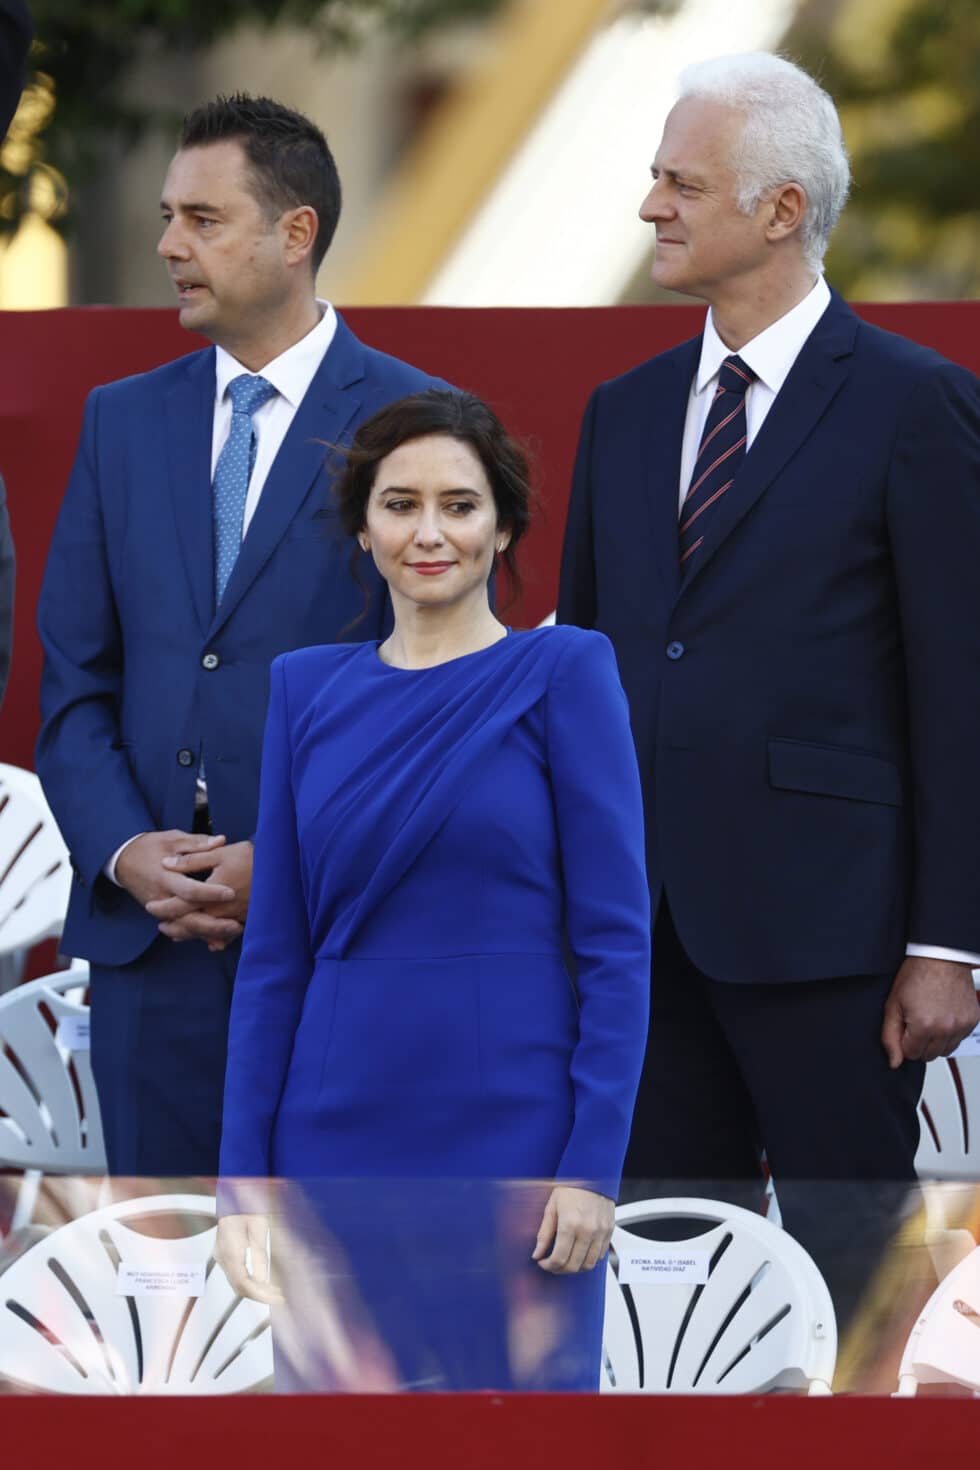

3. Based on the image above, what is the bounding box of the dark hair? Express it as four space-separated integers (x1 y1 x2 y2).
336 389 533 607
179 93 341 271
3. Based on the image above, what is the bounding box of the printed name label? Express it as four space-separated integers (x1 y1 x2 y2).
55 1015 90 1051
116 1264 206 1297
617 1245 711 1286
953 1024 980 1058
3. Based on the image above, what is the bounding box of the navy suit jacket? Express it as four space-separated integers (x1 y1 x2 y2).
37 314 443 967
558 290 980 984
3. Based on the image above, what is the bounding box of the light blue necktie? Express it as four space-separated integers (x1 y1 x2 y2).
212 373 278 604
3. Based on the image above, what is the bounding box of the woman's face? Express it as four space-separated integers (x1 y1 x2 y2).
361 434 509 612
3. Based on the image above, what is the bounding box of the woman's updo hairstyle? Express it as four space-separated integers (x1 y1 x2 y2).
335 388 533 605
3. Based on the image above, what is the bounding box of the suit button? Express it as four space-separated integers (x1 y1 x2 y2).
201 652 220 670
666 641 685 660
177 748 195 767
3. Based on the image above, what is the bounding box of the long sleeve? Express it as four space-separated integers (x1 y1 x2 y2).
556 390 598 629
887 359 980 954
547 630 650 1197
219 655 314 1190
36 390 156 884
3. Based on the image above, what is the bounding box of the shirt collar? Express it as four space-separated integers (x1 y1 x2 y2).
213 300 338 408
695 276 832 396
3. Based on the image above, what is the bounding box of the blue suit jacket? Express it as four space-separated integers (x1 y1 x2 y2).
37 314 443 966
559 291 980 983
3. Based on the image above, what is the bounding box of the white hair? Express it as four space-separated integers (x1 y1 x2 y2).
677 52 851 271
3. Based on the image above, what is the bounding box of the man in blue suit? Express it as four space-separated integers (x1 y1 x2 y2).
37 95 443 1177
559 55 980 1279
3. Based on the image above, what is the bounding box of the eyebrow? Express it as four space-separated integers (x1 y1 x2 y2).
160 199 226 214
650 164 707 186
377 485 486 496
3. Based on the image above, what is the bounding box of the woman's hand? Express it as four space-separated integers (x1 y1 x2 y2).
214 1213 283 1304
531 1186 615 1274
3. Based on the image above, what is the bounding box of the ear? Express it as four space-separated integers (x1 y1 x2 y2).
358 534 370 553
495 527 512 555
281 205 319 269
765 182 806 245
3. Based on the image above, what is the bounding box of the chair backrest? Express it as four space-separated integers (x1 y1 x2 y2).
0 962 106 1172
916 1057 980 1180
602 1197 837 1394
0 763 71 957
895 1242 980 1395
0 1193 273 1393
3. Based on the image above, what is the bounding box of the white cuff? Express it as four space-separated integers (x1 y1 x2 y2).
906 943 980 988
104 833 147 886
906 943 980 965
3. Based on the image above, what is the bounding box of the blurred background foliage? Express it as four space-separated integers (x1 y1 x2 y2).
1 0 978 300
0 0 506 240
789 0 980 298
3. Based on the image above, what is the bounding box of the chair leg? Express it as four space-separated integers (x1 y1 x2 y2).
0 949 26 995
10 1169 42 1233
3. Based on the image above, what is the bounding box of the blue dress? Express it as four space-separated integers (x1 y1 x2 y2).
220 625 650 1390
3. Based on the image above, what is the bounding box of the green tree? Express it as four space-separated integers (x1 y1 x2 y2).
789 0 980 298
1 0 506 240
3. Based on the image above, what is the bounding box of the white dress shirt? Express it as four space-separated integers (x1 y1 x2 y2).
107 303 338 882
211 301 338 535
680 277 980 972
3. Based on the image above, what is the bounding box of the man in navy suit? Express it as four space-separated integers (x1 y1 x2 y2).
559 54 980 1286
37 95 443 1177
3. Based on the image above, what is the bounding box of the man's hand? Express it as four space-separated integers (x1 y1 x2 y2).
531 1186 615 1274
214 1214 283 1305
881 956 980 1068
146 839 254 950
115 829 232 910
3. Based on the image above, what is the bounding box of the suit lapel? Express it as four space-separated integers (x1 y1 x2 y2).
645 337 700 606
207 316 367 637
679 292 859 597
164 348 217 633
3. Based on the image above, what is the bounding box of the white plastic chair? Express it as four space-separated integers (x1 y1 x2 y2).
0 1193 273 1393
0 763 72 990
602 1197 836 1395
916 1057 980 1180
0 962 103 1172
0 962 105 1231
894 1242 980 1395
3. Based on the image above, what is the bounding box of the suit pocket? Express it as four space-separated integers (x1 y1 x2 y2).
768 738 902 807
285 506 341 541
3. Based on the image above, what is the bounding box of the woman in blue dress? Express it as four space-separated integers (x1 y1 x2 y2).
214 389 650 1391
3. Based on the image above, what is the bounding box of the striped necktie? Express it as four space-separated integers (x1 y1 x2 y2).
679 354 756 574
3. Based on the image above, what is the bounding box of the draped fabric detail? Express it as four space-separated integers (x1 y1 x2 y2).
290 632 568 958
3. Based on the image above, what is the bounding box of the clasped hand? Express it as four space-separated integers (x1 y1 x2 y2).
116 829 253 949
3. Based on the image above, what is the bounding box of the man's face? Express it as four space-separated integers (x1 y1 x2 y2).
639 97 771 302
158 140 290 348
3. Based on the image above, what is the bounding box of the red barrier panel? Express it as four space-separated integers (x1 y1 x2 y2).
4 1391 980 1470
2 302 979 771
